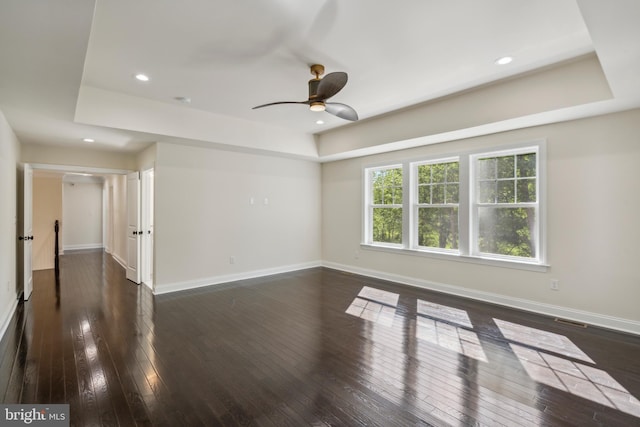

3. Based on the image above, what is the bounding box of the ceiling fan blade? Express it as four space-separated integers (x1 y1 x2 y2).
316 72 347 100
252 101 308 109
325 102 358 121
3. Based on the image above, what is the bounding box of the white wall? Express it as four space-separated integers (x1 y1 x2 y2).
62 180 103 250
153 142 322 293
0 111 20 337
33 175 62 269
322 109 640 333
104 174 127 266
136 143 157 170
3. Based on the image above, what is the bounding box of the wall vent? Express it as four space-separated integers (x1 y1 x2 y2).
554 318 588 328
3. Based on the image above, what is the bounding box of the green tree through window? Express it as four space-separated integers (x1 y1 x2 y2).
370 167 402 244
363 142 543 266
416 161 459 250
476 152 537 258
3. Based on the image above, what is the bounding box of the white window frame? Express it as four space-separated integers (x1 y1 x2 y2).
362 140 547 272
470 145 543 263
363 164 404 248
411 157 460 254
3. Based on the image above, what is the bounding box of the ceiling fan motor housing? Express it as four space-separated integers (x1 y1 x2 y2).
308 78 321 101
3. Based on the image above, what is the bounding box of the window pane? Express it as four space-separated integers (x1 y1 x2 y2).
418 164 431 184
393 187 403 204
517 153 536 178
382 185 394 204
497 180 515 203
477 158 496 180
478 207 536 258
446 162 459 182
446 183 459 204
517 178 536 203
373 208 403 244
432 184 445 204
432 163 446 183
497 156 515 179
391 168 403 186
418 207 459 249
372 167 402 205
373 187 383 204
418 185 430 204
478 181 496 203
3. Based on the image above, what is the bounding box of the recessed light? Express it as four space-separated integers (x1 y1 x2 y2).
495 56 513 65
316 120 325 125
82 138 95 143
135 73 150 82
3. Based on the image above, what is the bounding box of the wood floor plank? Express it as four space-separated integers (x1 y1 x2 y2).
1 250 640 426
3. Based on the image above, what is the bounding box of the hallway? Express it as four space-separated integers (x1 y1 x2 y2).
1 250 639 426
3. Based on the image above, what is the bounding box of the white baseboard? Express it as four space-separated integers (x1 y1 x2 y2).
0 298 19 344
112 253 127 270
323 261 640 336
63 243 103 251
154 261 323 295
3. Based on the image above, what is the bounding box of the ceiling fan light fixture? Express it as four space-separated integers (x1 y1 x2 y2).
309 102 325 112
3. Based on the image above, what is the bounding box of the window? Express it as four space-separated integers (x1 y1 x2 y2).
473 149 539 260
366 165 403 245
415 160 459 251
363 141 545 269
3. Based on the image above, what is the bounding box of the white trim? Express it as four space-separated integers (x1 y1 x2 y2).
112 253 127 270
360 243 549 273
29 163 130 175
322 261 640 336
153 261 323 295
63 243 104 251
0 299 19 344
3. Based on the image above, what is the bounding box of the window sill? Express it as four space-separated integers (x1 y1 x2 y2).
360 243 550 272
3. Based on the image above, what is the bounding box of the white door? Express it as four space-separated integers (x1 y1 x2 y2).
126 171 141 284
20 164 34 300
141 168 154 288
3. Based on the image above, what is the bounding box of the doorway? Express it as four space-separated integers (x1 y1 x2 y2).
19 164 132 300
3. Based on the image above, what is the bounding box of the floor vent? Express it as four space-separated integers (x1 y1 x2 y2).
554 318 588 328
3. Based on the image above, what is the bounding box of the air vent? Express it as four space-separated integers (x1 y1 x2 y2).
554 318 588 328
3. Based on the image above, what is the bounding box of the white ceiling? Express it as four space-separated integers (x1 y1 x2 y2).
1 0 639 159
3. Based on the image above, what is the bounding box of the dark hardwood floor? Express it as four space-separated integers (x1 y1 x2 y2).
1 250 640 426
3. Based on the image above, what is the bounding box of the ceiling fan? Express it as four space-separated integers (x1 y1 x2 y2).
252 64 358 121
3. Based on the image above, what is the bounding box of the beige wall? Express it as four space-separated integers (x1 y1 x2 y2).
21 143 136 170
154 142 322 292
62 181 103 250
0 111 20 336
316 55 612 158
322 109 640 331
33 176 62 270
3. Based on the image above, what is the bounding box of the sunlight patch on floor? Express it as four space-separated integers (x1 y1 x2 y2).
497 320 640 418
416 300 487 362
345 286 399 327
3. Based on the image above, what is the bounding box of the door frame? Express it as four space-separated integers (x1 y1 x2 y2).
126 171 141 284
24 164 130 283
